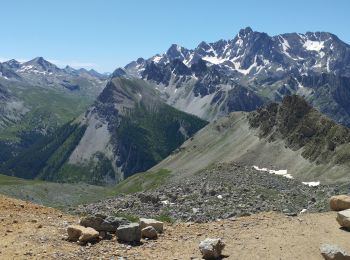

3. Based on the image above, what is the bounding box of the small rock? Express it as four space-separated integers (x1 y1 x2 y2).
141 226 158 239
199 238 225 259
139 218 164 233
330 195 350 211
117 223 141 242
320 244 350 260
336 209 350 229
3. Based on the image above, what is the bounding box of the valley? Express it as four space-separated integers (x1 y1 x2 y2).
1 24 350 260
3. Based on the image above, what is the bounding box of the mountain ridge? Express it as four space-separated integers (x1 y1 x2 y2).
123 27 350 125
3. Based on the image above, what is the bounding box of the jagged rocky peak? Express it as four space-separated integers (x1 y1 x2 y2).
166 44 189 61
3 59 21 69
111 67 127 78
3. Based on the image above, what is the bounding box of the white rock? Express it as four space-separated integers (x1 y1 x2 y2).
199 238 225 259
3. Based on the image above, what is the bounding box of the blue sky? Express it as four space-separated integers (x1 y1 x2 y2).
1 0 349 72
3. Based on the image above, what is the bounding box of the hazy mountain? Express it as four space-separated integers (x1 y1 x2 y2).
0 57 108 166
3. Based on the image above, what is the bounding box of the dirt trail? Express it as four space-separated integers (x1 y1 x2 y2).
0 194 349 260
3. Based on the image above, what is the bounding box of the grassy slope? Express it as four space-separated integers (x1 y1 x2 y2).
0 168 171 208
150 111 350 184
0 174 111 208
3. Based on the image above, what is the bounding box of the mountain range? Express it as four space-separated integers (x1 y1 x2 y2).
2 27 350 186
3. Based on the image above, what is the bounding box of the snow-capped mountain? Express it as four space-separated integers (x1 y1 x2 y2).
127 27 350 78
124 27 350 125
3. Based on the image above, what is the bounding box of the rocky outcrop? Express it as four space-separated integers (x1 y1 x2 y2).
249 95 350 165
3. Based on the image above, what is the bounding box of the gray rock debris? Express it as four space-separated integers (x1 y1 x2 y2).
320 244 350 260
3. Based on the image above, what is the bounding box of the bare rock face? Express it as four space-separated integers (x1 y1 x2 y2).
199 238 225 259
139 218 164 233
116 223 141 242
67 225 99 242
320 244 350 260
330 195 350 211
141 226 158 239
336 209 350 229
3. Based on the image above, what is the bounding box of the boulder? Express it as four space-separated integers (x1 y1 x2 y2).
336 209 350 229
320 244 350 260
330 195 350 211
139 218 164 233
199 238 225 259
141 226 158 239
117 223 141 242
79 227 99 242
67 225 99 242
67 225 84 241
80 215 129 232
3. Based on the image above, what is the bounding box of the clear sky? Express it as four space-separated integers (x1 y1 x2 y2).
1 0 349 72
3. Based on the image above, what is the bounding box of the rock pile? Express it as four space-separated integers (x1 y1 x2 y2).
71 163 342 223
66 215 164 245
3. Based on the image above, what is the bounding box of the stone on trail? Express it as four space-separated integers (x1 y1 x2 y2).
80 215 129 232
320 244 350 260
67 225 99 242
336 209 350 229
141 226 158 239
330 195 350 211
116 223 141 242
199 238 225 259
139 218 164 233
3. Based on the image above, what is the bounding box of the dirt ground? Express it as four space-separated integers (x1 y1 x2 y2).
0 194 349 260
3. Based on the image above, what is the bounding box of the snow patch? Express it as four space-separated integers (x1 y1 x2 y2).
253 166 293 179
302 181 320 187
303 40 325 52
